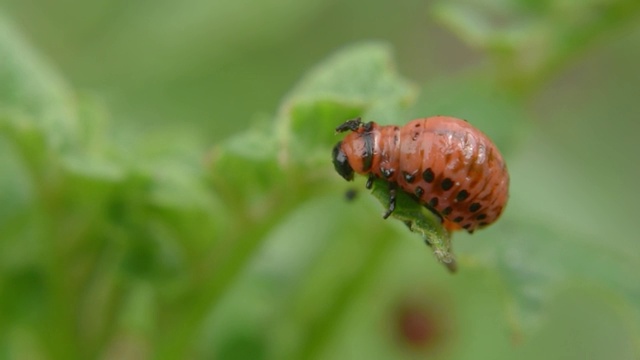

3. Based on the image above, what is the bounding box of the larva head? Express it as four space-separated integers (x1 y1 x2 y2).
332 141 354 181
332 125 376 181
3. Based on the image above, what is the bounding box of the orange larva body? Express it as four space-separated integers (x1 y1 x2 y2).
332 117 509 233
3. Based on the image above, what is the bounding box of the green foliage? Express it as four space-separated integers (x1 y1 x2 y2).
369 178 456 272
1 1 640 359
276 42 417 164
432 0 640 92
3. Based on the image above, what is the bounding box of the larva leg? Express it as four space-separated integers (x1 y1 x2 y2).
335 117 362 132
365 174 375 189
382 182 397 219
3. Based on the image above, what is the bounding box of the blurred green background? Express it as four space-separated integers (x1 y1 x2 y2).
1 0 639 359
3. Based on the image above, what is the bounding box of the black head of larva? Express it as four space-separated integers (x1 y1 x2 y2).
332 141 354 181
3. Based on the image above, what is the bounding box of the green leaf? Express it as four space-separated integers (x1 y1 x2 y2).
284 42 415 106
432 0 640 93
276 42 417 164
369 178 456 273
208 123 283 216
287 99 363 165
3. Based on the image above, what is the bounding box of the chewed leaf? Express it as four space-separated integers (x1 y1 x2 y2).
369 179 455 273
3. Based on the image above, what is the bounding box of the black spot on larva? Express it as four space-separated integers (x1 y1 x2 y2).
442 206 453 215
469 203 481 213
412 131 419 141
414 186 424 198
456 190 469 202
414 123 420 127
381 167 395 178
463 224 472 229
428 197 438 208
403 171 415 183
453 216 464 223
441 178 453 191
422 168 434 183
479 222 488 227
362 132 374 171
476 214 487 220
